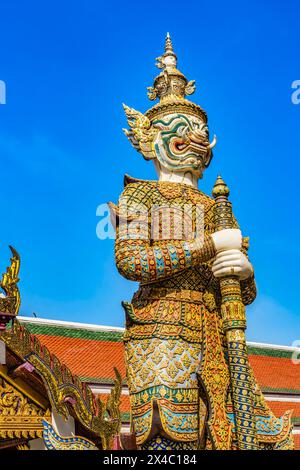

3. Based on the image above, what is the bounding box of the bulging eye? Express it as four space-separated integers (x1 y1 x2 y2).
194 123 209 137
177 125 189 137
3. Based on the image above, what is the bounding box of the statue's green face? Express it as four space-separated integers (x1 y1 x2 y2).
123 106 216 174
152 113 214 177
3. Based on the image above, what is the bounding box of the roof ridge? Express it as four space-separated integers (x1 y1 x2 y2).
247 340 300 353
18 316 125 333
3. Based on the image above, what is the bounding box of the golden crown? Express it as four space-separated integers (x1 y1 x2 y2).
145 33 207 122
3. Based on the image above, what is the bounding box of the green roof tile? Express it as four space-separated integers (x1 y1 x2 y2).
247 345 295 359
80 376 127 385
261 386 300 394
22 322 124 342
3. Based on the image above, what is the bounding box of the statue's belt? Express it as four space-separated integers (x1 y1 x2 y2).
134 287 204 304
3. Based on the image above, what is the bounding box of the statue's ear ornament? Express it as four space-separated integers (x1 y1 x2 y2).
147 86 157 101
185 80 196 96
155 56 164 69
122 104 157 160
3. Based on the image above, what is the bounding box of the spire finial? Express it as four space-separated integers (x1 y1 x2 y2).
212 175 230 199
165 32 174 53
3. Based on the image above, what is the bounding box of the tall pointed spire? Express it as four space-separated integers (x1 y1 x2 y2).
165 32 174 54
155 32 177 70
145 34 207 124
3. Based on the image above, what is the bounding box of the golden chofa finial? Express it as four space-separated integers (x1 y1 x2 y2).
0 246 21 331
1 246 21 315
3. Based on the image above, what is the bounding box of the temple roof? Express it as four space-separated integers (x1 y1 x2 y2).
0 317 123 449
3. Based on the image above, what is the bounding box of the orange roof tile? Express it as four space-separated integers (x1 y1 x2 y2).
36 334 126 380
267 401 300 419
98 393 131 414
249 355 300 393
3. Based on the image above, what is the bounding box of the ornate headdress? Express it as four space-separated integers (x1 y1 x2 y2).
145 32 207 122
123 34 216 174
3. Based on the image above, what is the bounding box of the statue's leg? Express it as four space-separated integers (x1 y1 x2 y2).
125 337 203 448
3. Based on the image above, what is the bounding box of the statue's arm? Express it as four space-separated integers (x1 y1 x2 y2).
115 234 216 283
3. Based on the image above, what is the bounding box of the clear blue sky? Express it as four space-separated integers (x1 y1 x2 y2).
0 0 299 345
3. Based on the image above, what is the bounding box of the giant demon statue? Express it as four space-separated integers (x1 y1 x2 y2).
110 34 294 451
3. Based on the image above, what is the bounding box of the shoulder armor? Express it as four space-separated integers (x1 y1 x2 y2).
124 174 152 187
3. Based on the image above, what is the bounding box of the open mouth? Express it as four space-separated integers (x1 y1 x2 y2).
174 141 189 152
172 138 207 154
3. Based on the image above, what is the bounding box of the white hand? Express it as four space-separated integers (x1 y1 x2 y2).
211 229 242 253
212 249 253 280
